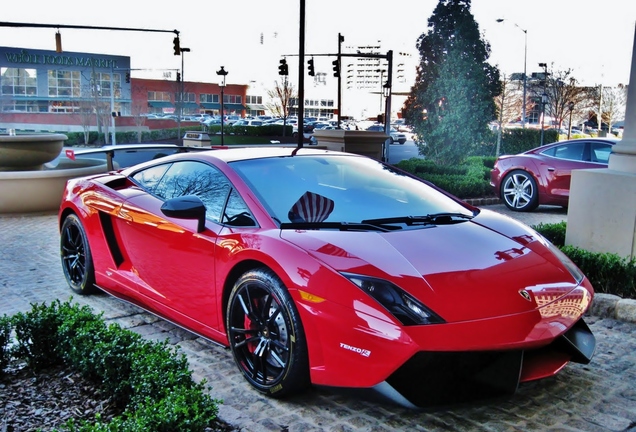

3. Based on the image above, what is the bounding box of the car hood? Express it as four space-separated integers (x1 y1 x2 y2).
280 209 581 323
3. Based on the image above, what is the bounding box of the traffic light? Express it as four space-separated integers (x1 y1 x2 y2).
308 58 315 77
125 72 130 83
332 58 340 78
173 36 181 55
278 58 288 76
176 72 181 82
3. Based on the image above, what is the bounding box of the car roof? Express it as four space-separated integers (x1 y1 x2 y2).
527 137 620 153
119 147 354 174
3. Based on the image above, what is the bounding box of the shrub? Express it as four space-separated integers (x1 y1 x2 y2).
3 300 221 431
560 246 636 299
0 315 10 372
532 221 567 247
532 221 636 299
395 157 495 198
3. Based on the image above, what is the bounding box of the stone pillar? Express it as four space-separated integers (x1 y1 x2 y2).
565 27 636 258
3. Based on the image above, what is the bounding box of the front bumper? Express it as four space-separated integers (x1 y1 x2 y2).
370 318 595 408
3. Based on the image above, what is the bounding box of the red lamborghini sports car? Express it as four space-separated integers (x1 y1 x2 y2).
59 147 596 408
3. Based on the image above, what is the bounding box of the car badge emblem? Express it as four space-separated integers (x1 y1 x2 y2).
519 289 531 301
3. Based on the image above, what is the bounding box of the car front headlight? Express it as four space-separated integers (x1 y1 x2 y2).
342 273 445 326
546 241 585 284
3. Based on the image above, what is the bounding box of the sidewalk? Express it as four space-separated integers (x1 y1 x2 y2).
1 207 636 431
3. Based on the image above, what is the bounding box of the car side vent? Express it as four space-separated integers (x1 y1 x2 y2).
94 174 130 190
98 211 124 267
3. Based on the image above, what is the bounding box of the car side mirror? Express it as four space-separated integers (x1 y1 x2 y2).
160 195 207 233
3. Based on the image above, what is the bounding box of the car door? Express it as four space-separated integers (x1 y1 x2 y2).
538 141 595 198
115 160 233 333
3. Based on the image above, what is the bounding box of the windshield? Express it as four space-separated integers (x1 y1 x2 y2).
230 154 472 226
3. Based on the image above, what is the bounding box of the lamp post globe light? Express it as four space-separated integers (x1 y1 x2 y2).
496 19 527 128
216 66 228 146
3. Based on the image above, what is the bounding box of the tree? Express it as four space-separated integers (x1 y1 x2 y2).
494 74 525 156
266 78 296 136
585 84 628 133
535 66 588 130
404 0 500 165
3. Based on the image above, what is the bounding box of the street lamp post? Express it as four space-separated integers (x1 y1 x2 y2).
216 66 228 146
178 47 190 146
567 101 575 139
539 62 549 146
540 93 548 145
376 69 385 112
496 19 527 128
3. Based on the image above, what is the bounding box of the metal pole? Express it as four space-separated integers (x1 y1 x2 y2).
220 84 224 146
216 66 228 146
297 0 305 147
384 50 393 163
522 29 527 128
540 63 548 146
110 66 116 145
337 33 343 128
568 104 574 140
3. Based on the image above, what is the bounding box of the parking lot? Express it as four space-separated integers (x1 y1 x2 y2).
1 207 635 431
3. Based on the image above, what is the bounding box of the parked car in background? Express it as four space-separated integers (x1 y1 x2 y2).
366 124 407 144
233 119 264 127
59 147 596 408
490 137 618 211
392 119 412 133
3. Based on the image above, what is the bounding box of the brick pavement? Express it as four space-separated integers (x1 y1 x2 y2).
1 207 636 432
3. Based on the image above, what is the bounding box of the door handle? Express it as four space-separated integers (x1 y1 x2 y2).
547 167 555 172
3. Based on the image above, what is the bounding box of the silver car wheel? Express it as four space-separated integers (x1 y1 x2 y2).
501 170 538 212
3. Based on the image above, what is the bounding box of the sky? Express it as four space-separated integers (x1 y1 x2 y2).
1 0 635 88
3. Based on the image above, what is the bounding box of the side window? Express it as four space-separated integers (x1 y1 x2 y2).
131 163 171 192
153 161 231 223
591 143 612 163
553 143 585 161
223 189 257 227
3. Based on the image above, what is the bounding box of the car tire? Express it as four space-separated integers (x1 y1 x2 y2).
501 170 539 212
399 140 406 145
226 268 310 397
60 214 97 294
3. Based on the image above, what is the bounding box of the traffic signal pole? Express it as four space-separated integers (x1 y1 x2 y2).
337 33 343 128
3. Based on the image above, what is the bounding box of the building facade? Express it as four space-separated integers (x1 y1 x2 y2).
1 46 248 132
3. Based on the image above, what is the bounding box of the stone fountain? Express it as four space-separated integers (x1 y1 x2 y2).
0 133 108 213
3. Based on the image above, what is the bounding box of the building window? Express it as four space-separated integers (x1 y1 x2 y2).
90 72 121 98
200 93 219 103
223 94 242 104
246 95 262 104
1 67 37 96
148 91 172 101
47 70 81 98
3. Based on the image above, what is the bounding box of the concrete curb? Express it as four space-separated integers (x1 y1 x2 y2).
589 293 636 323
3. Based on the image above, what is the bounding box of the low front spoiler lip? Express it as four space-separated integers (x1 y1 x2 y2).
320 318 596 409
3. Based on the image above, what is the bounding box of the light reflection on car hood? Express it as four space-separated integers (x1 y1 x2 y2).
280 212 579 322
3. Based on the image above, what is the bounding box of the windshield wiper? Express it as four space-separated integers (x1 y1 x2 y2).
279 221 397 232
362 212 474 226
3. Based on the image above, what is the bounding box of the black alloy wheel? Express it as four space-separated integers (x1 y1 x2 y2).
227 268 309 397
60 214 97 294
501 170 539 212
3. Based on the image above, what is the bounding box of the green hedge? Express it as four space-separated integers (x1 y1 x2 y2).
532 222 636 299
2 300 221 431
395 156 495 199
497 128 559 156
